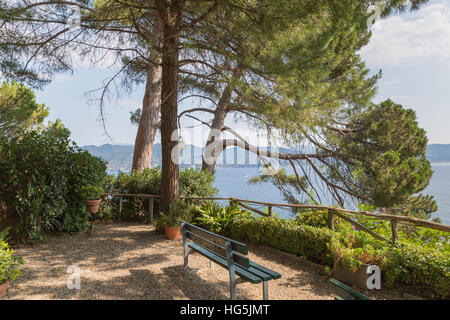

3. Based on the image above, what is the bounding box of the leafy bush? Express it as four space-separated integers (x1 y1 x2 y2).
329 229 450 298
178 168 218 198
227 215 334 265
102 168 217 221
0 128 107 241
294 208 349 232
80 185 104 200
111 168 161 196
330 230 386 271
382 244 449 299
221 213 449 298
107 167 217 197
0 229 24 284
155 200 193 229
193 201 252 234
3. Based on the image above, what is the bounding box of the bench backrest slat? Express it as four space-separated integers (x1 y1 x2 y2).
185 230 226 255
185 230 250 268
181 221 248 255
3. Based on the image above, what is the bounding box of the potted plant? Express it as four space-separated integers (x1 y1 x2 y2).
0 229 24 299
330 235 382 291
80 185 105 214
157 200 192 240
333 262 372 290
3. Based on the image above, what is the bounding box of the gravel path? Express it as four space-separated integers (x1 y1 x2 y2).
4 223 402 300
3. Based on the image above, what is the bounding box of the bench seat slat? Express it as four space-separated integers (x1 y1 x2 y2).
188 242 262 284
182 221 248 255
249 261 281 280
244 266 275 281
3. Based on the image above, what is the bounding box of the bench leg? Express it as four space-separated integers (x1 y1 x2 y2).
225 241 237 300
183 240 190 275
263 281 268 300
181 223 189 275
229 266 236 300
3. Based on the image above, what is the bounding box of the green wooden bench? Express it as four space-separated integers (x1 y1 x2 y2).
329 277 371 300
180 221 281 300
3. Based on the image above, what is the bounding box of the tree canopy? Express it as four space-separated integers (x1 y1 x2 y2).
0 0 434 214
0 81 49 138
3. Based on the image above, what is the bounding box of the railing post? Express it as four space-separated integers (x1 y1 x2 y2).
149 197 154 225
328 210 335 231
391 220 398 244
119 196 122 222
268 205 273 217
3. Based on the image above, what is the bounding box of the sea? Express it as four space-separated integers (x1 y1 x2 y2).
213 163 450 225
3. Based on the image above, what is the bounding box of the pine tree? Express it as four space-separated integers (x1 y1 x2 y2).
0 81 49 138
0 0 432 212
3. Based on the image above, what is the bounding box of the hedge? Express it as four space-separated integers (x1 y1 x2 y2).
227 215 334 265
224 214 449 299
382 244 449 298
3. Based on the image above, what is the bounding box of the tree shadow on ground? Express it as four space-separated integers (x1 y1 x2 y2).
6 223 381 300
13 223 176 273
161 264 231 300
246 244 335 298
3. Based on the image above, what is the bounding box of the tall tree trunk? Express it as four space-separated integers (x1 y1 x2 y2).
159 5 181 213
131 63 162 171
132 12 163 172
202 85 232 172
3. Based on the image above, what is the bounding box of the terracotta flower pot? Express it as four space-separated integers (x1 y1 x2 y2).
85 199 102 214
165 226 181 240
0 280 10 299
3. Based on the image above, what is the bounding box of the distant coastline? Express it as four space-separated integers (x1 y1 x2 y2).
83 143 450 172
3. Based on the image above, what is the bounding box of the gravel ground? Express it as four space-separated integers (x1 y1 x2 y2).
4 222 403 300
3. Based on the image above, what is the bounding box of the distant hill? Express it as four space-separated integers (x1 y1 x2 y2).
427 144 450 163
82 144 135 172
82 143 450 172
81 143 267 172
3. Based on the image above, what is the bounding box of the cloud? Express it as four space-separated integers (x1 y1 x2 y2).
360 2 450 67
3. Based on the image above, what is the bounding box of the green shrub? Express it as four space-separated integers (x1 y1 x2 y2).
155 200 193 229
223 213 449 299
178 168 217 198
107 167 217 197
329 231 450 299
326 224 449 299
0 229 24 284
293 208 349 232
0 128 107 241
382 244 450 299
111 168 161 195
102 168 217 222
193 201 252 234
227 215 334 265
330 230 386 271
79 185 104 200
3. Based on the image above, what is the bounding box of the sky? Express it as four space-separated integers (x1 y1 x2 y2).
35 0 450 147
